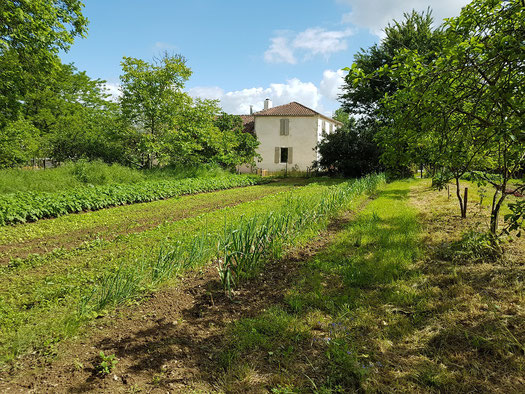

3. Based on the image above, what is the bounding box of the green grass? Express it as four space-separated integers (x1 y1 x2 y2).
218 179 423 391
216 178 524 392
0 177 353 365
0 160 230 195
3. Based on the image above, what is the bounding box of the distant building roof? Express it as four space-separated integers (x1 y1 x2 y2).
240 115 255 135
254 101 343 125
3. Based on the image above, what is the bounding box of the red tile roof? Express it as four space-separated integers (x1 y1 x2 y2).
240 115 255 135
254 101 342 125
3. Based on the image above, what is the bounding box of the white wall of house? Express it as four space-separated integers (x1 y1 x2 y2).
253 116 339 172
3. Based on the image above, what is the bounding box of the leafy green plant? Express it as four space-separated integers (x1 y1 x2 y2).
502 200 524 238
447 230 501 263
0 174 265 226
96 351 118 376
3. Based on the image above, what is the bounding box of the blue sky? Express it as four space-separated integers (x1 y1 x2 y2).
61 0 469 115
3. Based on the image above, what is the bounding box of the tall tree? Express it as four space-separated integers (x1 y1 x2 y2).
119 53 192 167
0 0 88 125
339 9 443 176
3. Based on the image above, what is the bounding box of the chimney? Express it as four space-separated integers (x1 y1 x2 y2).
250 105 253 115
264 98 272 110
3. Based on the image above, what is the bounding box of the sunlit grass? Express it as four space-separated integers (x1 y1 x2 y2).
0 161 230 194
217 178 524 392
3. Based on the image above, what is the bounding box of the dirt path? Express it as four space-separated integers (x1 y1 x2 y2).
0 201 370 393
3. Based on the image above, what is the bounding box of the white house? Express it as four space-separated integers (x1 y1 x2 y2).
241 99 342 173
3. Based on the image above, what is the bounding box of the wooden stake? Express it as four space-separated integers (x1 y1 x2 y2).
463 187 468 218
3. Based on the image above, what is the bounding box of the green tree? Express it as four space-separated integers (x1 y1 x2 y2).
340 9 443 176
119 53 192 168
0 0 88 125
0 118 39 167
0 0 87 53
213 112 260 168
315 109 381 177
166 100 259 168
165 98 220 166
378 0 525 233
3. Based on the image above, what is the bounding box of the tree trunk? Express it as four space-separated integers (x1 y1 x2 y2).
490 188 507 235
455 177 467 218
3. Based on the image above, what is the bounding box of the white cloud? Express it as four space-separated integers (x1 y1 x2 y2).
103 82 121 101
320 69 345 101
293 28 354 57
188 70 346 115
338 0 470 38
188 78 326 114
264 36 297 64
264 27 354 64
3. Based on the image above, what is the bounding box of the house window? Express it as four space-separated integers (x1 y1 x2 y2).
280 119 289 135
280 147 288 163
275 146 293 164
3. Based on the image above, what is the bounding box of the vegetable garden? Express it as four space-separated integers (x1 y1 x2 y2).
0 174 263 226
0 175 383 365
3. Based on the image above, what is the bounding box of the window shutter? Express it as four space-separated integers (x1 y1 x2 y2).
274 147 279 163
287 147 293 164
280 119 285 135
285 119 289 135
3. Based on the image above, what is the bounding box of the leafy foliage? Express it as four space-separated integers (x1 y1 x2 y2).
0 0 88 126
96 351 118 376
374 0 525 232
338 10 442 176
119 53 192 167
0 118 40 167
315 109 381 177
0 175 264 226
